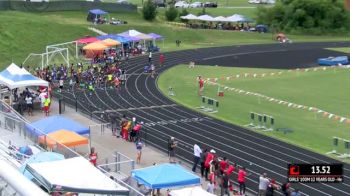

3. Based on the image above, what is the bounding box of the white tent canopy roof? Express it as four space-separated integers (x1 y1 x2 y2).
213 16 227 22
197 14 214 21
226 14 245 22
0 63 48 89
26 157 129 195
180 14 198 20
119 29 143 37
170 186 216 196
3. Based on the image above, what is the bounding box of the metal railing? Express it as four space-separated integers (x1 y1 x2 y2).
98 151 146 196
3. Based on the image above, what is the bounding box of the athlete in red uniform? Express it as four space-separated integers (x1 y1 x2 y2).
198 75 204 96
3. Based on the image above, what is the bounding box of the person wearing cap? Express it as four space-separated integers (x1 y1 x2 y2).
204 149 215 180
168 137 177 163
258 173 270 196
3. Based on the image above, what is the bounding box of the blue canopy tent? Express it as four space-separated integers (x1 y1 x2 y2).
26 115 89 136
96 34 130 43
87 9 109 22
131 164 200 189
0 63 48 89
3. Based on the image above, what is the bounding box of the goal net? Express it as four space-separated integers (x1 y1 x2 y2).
46 41 80 65
22 41 80 69
22 48 69 70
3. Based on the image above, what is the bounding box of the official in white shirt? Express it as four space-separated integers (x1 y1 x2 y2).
192 143 202 172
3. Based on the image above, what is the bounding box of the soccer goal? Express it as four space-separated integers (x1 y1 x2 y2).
22 48 69 70
22 41 80 69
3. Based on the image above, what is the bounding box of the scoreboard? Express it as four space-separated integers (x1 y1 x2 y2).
288 164 343 183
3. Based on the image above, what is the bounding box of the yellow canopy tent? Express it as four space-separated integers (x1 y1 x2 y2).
102 38 121 47
83 41 108 50
82 41 108 58
38 130 89 148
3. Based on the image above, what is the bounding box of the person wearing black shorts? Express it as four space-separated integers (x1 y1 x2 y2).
25 95 33 116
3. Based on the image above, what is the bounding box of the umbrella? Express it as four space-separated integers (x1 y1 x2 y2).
19 152 65 180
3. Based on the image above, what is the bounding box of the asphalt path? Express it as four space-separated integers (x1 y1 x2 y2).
59 42 350 195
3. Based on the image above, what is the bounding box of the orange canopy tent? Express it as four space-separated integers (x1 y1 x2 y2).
83 41 108 58
102 38 121 47
38 129 89 148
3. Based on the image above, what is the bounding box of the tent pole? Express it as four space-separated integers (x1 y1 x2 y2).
42 54 44 70
67 48 70 67
75 41 78 60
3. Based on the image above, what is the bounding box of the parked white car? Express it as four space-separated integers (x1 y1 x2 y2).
189 2 202 8
175 1 189 8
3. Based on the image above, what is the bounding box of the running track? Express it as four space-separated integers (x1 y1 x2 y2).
59 42 350 195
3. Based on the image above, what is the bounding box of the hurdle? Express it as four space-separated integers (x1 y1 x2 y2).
326 137 341 155
338 139 350 159
168 86 175 96
246 112 256 127
246 112 274 131
197 96 219 113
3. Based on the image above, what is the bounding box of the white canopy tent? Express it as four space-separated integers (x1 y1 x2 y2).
26 157 129 195
197 14 215 21
225 14 246 22
0 63 48 89
213 16 228 22
180 14 198 20
170 186 216 196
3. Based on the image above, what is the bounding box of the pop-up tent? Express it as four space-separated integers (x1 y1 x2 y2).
197 14 214 21
26 157 129 195
96 34 129 43
83 41 108 58
38 130 89 148
19 152 65 180
131 163 200 189
170 186 215 196
0 63 48 89
102 38 121 47
76 37 99 44
180 14 198 20
26 115 89 136
87 9 109 22
119 29 143 37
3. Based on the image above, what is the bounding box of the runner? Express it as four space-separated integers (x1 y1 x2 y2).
198 75 204 96
159 53 165 67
